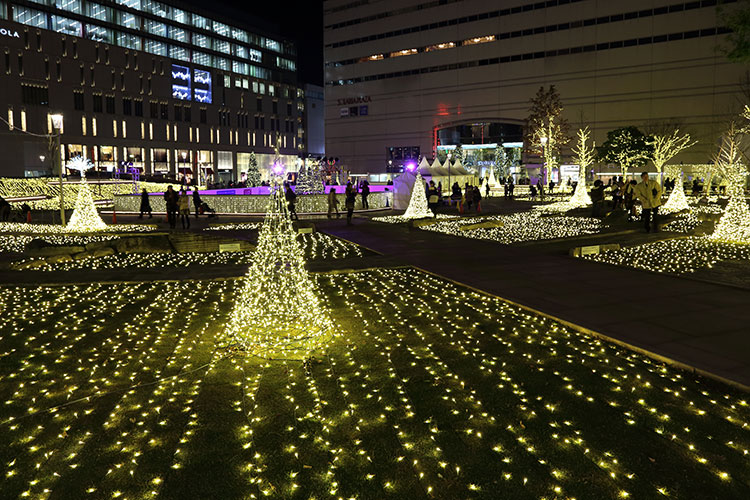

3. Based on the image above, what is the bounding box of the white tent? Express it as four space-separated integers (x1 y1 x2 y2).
393 171 418 210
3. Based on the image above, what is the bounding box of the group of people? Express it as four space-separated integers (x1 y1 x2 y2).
285 179 371 226
139 186 213 229
590 173 663 232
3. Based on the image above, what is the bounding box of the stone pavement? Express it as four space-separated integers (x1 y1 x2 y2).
318 217 750 390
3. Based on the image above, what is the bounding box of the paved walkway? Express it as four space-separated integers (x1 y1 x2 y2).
318 218 750 390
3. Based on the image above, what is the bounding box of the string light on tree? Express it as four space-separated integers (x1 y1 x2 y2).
65 157 107 232
224 175 334 359
709 120 750 243
661 166 690 213
402 173 434 219
648 129 697 185
568 127 594 208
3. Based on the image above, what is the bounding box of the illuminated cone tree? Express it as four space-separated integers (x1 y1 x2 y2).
661 166 690 213
403 173 434 219
225 184 334 359
66 157 107 231
710 121 750 243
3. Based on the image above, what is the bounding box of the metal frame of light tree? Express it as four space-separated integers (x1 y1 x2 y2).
403 173 434 219
648 130 697 186
709 119 750 242
66 157 107 232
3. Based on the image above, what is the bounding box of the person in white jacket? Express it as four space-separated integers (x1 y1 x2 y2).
633 172 663 233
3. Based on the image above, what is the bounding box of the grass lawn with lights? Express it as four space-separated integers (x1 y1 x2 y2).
1 269 749 499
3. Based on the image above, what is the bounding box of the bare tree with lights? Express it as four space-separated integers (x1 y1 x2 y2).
568 127 594 207
525 85 569 184
649 130 697 186
710 119 750 242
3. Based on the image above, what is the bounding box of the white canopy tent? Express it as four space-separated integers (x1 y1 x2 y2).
417 158 477 194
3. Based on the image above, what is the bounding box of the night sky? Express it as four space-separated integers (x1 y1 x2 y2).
178 0 324 86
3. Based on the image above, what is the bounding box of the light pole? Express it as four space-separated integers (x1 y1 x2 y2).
50 114 65 225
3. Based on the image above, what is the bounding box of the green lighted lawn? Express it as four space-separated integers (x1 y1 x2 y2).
0 269 748 499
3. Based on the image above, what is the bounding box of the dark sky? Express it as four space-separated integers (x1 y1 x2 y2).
178 0 324 86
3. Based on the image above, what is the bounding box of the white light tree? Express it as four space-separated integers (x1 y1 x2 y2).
661 165 691 213
403 173 433 219
66 157 107 231
710 120 750 242
246 151 261 187
649 130 697 186
225 178 334 359
568 127 594 207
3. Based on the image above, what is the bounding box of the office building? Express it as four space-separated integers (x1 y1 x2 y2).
0 0 305 183
324 0 745 177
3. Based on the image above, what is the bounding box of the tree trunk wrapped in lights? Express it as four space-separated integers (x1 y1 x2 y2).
661 167 690 213
66 157 107 232
403 173 433 219
568 127 594 208
225 185 334 359
709 121 750 243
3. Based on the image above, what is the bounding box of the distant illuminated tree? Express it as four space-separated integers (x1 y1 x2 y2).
66 157 107 231
494 146 505 179
453 144 464 165
568 127 594 207
525 85 569 183
648 130 697 185
710 120 750 242
597 126 653 177
246 152 261 187
661 165 691 213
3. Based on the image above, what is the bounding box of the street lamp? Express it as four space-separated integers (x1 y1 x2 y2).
49 113 65 225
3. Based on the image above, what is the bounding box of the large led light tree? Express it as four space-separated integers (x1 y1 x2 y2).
66 157 107 232
649 130 696 186
403 173 434 219
246 151 261 187
710 120 750 243
661 165 691 213
226 178 334 359
568 127 594 208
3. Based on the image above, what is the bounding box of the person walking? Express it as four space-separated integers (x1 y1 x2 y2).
634 172 663 232
485 180 490 198
464 185 473 211
345 182 356 225
285 184 299 221
327 187 340 219
361 179 370 209
139 188 152 219
590 180 605 217
193 189 202 218
473 182 483 211
427 180 439 217
178 188 191 229
164 185 178 229
623 179 637 221
508 177 515 197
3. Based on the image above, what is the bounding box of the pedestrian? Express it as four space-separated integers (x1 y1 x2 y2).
464 185 473 211
634 172 663 232
623 179 637 221
437 181 442 196
611 176 624 210
473 182 482 211
590 180 605 217
0 194 10 222
361 179 370 209
529 184 538 201
285 184 299 220
327 187 340 219
508 177 515 197
345 181 356 225
139 188 152 219
427 180 439 217
178 188 190 229
193 188 202 218
164 185 178 229
485 180 490 198
548 179 555 194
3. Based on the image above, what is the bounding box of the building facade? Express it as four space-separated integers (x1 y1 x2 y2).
304 83 325 157
324 0 747 176
0 0 306 183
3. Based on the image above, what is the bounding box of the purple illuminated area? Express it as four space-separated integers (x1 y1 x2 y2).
405 161 418 172
271 162 285 175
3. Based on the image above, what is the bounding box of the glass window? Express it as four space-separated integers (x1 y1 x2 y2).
52 16 82 36
54 0 81 14
214 57 229 71
171 7 187 24
193 51 211 67
232 60 248 75
233 44 246 58
250 65 270 80
276 57 295 71
213 39 230 54
85 2 110 22
145 19 166 38
168 26 186 42
86 24 112 43
192 13 208 30
13 6 47 28
115 0 140 8
0 2 6 20
144 39 166 56
264 38 281 52
116 11 140 30
252 81 258 93
169 45 189 61
116 31 141 50
193 33 208 48
212 20 229 37
231 27 247 43
144 0 167 18
248 48 262 63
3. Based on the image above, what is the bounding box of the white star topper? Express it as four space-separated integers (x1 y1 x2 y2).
68 156 94 178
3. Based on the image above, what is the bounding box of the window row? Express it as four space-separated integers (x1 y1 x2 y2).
328 26 731 86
